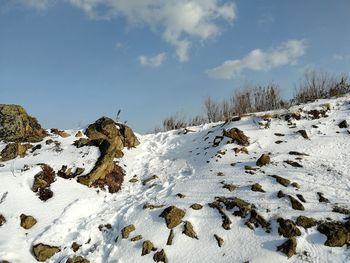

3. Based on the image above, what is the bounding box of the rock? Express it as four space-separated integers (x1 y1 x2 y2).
215 196 251 218
288 196 305 211
0 104 47 143
284 160 303 168
91 164 124 193
31 164 55 192
66 256 90 263
292 182 300 188
296 194 306 203
222 183 236 192
251 183 265 193
0 214 6 226
75 131 84 137
256 154 270 166
0 143 32 162
57 166 74 179
274 133 285 137
275 140 284 144
317 192 329 203
176 193 186 199
71 242 81 252
38 188 53 201
32 243 60 262
271 175 290 187
51 129 70 138
297 130 309 139
208 201 232 230
121 224 136 239
182 221 198 239
159 206 185 229
20 214 37 229
141 240 154 256
143 203 164 210
289 151 309 156
130 235 143 242
338 120 348 128
153 249 168 263
296 216 317 229
333 206 350 215
190 203 203 210
142 175 159 185
277 218 301 238
248 209 270 229
77 117 139 187
223 128 250 146
166 230 174 245
214 234 224 247
277 190 286 198
277 237 297 258
31 144 42 153
317 221 350 247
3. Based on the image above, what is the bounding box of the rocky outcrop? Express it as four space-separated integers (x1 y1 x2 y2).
76 117 139 189
0 104 46 143
32 243 60 262
0 143 32 161
223 128 249 146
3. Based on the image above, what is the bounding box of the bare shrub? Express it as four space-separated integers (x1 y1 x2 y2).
253 83 282 112
329 75 350 97
162 113 188 131
204 97 221 122
188 115 206 126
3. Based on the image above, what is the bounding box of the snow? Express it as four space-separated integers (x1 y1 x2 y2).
0 96 350 262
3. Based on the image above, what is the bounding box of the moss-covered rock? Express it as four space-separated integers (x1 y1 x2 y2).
296 216 317 229
121 224 136 239
32 243 60 262
277 218 301 238
317 221 350 247
0 104 47 143
251 183 265 193
288 196 305 211
277 237 297 258
256 154 270 166
0 143 33 162
159 206 185 229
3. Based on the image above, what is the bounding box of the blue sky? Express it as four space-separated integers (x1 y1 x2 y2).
0 0 349 133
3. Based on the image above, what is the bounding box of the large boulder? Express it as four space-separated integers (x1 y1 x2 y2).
0 104 46 143
77 117 139 189
0 142 32 161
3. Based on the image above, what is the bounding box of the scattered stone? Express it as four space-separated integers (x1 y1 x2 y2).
208 201 232 230
31 144 42 153
142 175 159 186
0 104 47 143
214 196 251 218
51 128 70 138
296 194 306 203
338 120 348 129
141 240 155 256
274 133 285 137
317 192 329 203
71 242 81 252
66 256 90 263
176 193 186 198
231 116 241 122
0 142 33 162
143 203 165 210
233 147 248 154
159 206 186 229
277 190 286 198
91 164 125 193
275 140 284 144
31 164 55 193
0 214 6 226
317 221 350 247
223 128 250 146
45 139 54 145
277 218 301 238
251 183 265 193
153 249 168 263
190 203 203 210
74 167 85 176
214 234 224 247
121 224 136 239
129 176 138 183
213 136 224 147
256 154 270 166
182 221 198 239
32 243 60 262
248 209 270 229
166 230 174 246
271 175 290 187
130 235 143 242
289 196 305 211
291 182 300 188
284 160 303 168
38 188 54 201
98 223 112 232
75 131 84 137
57 165 74 179
277 237 297 258
20 214 37 229
296 216 317 229
297 130 309 139
244 166 258 171
222 183 236 192
289 151 309 156
333 206 350 215
217 172 225 176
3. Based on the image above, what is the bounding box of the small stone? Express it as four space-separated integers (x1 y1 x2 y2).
256 154 271 166
289 196 305 211
159 206 185 229
297 130 309 139
130 235 143 242
213 234 224 247
129 178 138 183
277 237 297 258
143 203 164 210
141 240 154 256
296 216 317 229
32 243 60 262
121 224 136 239
251 183 265 193
38 188 53 201
51 128 70 138
71 242 81 252
284 160 303 168
271 175 290 187
166 230 174 246
0 214 6 226
338 120 348 129
222 183 236 192
291 182 300 188
75 131 84 137
296 194 306 203
153 249 168 263
182 221 198 239
190 203 203 210
66 256 90 263
317 192 329 203
142 175 158 185
20 214 37 229
176 193 186 198
277 190 286 198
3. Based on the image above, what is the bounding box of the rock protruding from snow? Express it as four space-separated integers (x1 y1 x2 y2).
0 104 47 143
277 237 297 258
223 128 250 146
159 206 186 229
20 214 37 229
32 243 60 262
0 142 33 161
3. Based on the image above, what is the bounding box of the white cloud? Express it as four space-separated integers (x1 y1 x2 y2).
66 0 236 62
207 39 307 79
139 53 167 67
333 54 350 61
18 0 49 10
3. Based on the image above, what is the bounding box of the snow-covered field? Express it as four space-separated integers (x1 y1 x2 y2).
0 96 349 262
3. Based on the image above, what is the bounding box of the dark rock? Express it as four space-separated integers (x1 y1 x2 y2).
32 243 60 262
288 196 305 211
31 164 55 193
159 206 186 229
0 214 6 226
141 240 154 256
20 214 37 229
57 166 74 179
317 192 329 203
130 235 143 242
333 206 350 215
274 133 285 137
284 160 303 168
231 116 241 122
275 140 284 144
153 249 168 263
190 204 203 210
215 196 251 218
0 143 33 162
317 221 350 247
38 188 54 201
142 175 159 186
182 221 198 239
256 154 270 166
71 242 81 252
277 218 301 238
251 183 265 193
176 193 186 198
166 230 174 246
91 164 124 193
277 237 297 258
296 216 317 229
296 194 306 203
289 151 309 156
223 128 249 146
222 183 236 192
66 256 90 263
248 209 270 229
297 130 309 139
277 190 286 198
214 234 224 247
121 224 136 239
0 104 47 143
208 201 232 230
291 182 300 188
338 120 348 129
51 128 70 138
213 136 224 147
271 175 290 187
143 203 164 210
31 144 42 153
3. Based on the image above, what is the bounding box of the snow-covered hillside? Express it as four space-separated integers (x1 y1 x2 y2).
0 96 350 263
